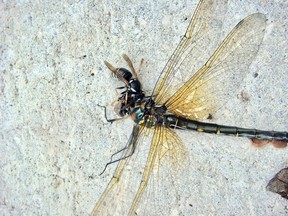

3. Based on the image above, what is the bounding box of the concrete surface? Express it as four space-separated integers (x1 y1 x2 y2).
0 0 287 215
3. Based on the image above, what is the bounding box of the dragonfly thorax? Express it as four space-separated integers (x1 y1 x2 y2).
130 99 167 128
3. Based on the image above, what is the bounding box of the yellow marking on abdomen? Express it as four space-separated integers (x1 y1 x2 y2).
197 128 204 132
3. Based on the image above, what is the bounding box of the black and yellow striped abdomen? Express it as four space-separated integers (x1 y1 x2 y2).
165 115 288 148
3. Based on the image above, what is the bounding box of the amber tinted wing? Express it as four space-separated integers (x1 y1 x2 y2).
128 126 189 215
92 124 188 215
152 0 228 105
164 13 266 120
91 125 145 215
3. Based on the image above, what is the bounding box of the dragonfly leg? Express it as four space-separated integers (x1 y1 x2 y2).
99 141 137 175
97 104 128 123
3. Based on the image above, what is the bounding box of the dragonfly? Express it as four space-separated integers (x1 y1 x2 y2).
92 0 287 215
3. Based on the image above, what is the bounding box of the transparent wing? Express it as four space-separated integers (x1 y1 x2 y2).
92 124 189 216
130 127 190 215
153 0 228 105
165 13 266 120
129 126 189 215
91 124 145 215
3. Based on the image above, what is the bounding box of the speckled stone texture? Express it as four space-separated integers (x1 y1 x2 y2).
0 0 287 215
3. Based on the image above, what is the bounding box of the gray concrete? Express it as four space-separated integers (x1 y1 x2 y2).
1 0 287 215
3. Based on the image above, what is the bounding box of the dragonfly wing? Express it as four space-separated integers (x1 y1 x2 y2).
165 13 266 120
153 0 228 105
129 126 189 215
92 124 189 215
91 125 145 215
152 126 189 173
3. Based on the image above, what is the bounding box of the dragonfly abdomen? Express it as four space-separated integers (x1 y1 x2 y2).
165 115 287 148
